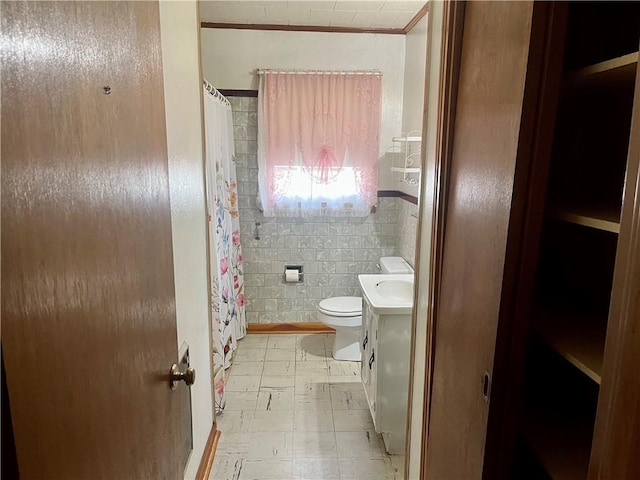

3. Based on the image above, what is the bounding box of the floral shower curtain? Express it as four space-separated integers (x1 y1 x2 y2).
203 82 246 413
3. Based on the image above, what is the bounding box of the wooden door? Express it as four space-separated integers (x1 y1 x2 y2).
424 2 536 478
1 2 185 478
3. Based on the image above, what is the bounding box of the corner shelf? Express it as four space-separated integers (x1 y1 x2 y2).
391 133 422 186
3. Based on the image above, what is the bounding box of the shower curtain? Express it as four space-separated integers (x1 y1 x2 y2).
203 82 246 413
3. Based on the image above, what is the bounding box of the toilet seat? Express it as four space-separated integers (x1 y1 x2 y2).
318 296 362 317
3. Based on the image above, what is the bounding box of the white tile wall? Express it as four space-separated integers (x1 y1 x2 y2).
230 96 416 323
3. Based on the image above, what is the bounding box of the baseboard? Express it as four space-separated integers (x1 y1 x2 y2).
247 322 335 334
195 424 221 480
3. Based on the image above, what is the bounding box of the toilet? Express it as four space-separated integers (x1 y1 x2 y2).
318 256 414 361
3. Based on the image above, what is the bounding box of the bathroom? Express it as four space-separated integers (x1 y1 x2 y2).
200 2 431 479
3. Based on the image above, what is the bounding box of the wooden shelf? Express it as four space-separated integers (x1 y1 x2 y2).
548 202 620 233
534 310 606 384
522 405 593 480
563 52 638 89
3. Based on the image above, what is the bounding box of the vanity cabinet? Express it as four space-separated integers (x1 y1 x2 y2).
361 294 412 455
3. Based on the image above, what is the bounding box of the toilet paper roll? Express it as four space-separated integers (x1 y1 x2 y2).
285 269 300 283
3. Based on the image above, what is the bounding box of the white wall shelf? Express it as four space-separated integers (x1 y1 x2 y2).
391 133 422 186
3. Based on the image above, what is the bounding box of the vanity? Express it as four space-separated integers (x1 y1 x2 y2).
358 274 413 454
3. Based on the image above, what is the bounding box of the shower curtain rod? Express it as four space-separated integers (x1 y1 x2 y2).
256 69 382 76
203 79 231 107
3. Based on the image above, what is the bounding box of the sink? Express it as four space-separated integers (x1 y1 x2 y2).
375 279 413 302
358 274 414 315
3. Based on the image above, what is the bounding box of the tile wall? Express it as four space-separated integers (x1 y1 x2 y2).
230 96 416 324
397 200 418 268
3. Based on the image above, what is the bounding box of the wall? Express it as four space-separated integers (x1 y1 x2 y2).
159 2 213 478
200 27 405 191
398 12 428 198
408 3 441 478
397 199 419 266
231 97 400 323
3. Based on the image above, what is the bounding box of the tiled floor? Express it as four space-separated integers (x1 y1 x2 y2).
211 333 404 480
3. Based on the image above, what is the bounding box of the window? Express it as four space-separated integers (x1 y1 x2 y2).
257 71 382 217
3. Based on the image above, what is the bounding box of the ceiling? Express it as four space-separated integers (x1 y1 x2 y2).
199 1 428 30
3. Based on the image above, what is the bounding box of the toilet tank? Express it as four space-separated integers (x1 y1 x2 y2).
379 256 413 274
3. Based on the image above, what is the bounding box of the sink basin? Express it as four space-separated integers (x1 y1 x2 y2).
376 279 413 302
358 274 414 315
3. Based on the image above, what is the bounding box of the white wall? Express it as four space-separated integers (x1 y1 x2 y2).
159 2 213 479
399 14 429 197
408 3 442 478
200 28 406 191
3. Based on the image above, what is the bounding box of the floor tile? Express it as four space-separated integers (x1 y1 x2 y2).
292 431 337 457
332 409 375 432
261 375 295 389
294 409 334 432
234 348 267 362
226 376 262 392
295 361 329 376
295 346 330 362
252 410 295 432
327 360 361 377
265 348 296 362
292 456 339 480
323 334 336 350
223 392 259 411
209 456 243 480
294 391 332 411
216 411 253 433
328 375 362 385
239 334 269 348
263 361 295 376
294 376 330 393
335 431 386 458
267 335 297 350
338 457 394 480
256 389 295 411
389 455 405 479
229 361 264 376
247 432 293 459
296 334 326 349
330 389 369 410
215 433 252 457
240 459 293 480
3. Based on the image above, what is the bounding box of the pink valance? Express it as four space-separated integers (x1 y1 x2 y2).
261 72 382 213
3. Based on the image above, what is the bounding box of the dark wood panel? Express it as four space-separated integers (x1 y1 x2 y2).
425 2 535 478
590 53 640 480
1 2 182 478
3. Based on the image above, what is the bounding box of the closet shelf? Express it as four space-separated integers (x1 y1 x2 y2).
563 51 638 88
534 310 606 384
547 202 620 233
522 405 593 480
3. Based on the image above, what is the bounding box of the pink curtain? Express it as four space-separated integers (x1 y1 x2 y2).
261 72 382 213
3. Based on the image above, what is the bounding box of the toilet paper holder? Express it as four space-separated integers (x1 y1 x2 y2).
283 265 304 283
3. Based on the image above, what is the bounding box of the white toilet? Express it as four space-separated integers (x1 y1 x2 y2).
318 256 414 361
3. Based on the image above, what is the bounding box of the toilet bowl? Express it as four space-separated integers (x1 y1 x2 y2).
318 257 414 362
318 296 363 361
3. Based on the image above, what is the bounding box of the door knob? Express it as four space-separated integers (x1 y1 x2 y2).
170 363 196 390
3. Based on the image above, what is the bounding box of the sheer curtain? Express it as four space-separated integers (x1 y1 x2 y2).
257 71 382 217
203 82 246 413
